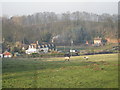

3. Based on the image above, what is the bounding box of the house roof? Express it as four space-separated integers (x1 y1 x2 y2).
3 51 12 55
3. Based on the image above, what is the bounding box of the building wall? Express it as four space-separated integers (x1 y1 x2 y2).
94 40 102 44
4 55 12 58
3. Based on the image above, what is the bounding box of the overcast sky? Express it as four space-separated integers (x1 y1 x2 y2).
1 1 119 17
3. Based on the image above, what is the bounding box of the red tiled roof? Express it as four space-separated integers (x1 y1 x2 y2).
3 52 12 55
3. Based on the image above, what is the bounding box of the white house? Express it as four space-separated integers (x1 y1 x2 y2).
70 50 76 53
25 45 39 54
40 48 49 53
0 54 3 58
25 45 49 54
94 37 102 46
25 41 55 54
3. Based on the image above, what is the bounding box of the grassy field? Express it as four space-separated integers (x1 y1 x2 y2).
2 53 119 88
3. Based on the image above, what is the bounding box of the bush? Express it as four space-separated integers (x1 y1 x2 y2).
22 52 65 58
31 53 40 58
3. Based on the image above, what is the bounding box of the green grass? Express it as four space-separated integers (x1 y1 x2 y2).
2 53 118 88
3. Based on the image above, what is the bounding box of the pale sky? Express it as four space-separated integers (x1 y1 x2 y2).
0 1 119 17
0 0 119 2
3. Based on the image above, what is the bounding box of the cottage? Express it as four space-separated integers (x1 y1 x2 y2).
25 41 55 54
21 44 28 51
3 51 12 58
40 48 49 53
86 41 89 45
94 37 102 46
25 45 39 54
31 43 37 48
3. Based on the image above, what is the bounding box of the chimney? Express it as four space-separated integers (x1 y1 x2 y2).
32 45 34 48
36 41 39 45
29 45 31 48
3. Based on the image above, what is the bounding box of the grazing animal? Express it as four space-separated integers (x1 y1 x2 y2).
83 56 89 60
64 54 71 61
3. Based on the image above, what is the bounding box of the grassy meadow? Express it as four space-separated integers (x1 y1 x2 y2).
2 53 119 88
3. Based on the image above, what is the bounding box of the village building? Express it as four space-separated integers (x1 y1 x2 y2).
3 51 12 58
94 37 102 46
39 47 49 53
0 54 3 58
25 41 56 54
21 44 28 51
25 45 39 54
86 41 89 45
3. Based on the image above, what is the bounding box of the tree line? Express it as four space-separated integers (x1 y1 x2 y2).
2 11 118 45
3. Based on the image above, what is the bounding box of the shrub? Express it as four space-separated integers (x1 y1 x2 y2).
31 53 39 58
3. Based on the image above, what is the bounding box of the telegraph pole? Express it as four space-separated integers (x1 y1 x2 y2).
71 39 73 56
64 39 66 53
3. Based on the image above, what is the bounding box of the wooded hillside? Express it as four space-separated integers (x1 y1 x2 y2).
2 11 118 45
